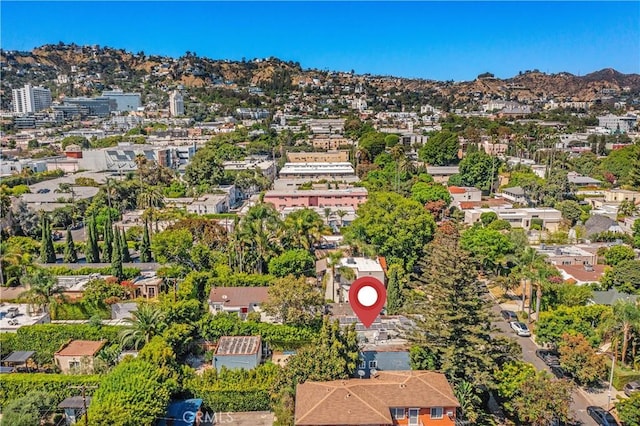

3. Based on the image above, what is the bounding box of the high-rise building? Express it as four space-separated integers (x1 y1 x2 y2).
101 90 141 112
12 84 52 114
169 90 184 116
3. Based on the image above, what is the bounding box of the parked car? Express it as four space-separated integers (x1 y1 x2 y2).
510 321 531 337
624 381 640 397
6 307 19 319
501 310 518 321
536 349 561 366
36 188 50 194
586 406 618 426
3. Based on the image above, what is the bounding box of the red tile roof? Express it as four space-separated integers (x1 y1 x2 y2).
295 371 459 425
556 264 606 283
448 186 467 194
55 340 106 357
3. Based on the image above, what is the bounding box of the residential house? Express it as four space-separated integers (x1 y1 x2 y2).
567 172 602 187
448 186 481 207
425 166 459 184
357 345 411 378
590 289 639 306
208 287 270 316
131 275 162 299
222 158 277 181
555 264 606 285
186 193 229 215
604 189 640 204
54 340 106 374
537 244 599 266
499 186 529 205
213 336 262 372
464 208 562 231
340 257 386 284
295 370 460 426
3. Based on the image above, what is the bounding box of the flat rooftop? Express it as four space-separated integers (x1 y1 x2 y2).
341 257 384 273
279 162 355 175
215 336 261 356
265 188 367 197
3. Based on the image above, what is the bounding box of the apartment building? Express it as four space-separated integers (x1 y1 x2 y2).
287 150 349 163
264 187 368 210
12 84 52 114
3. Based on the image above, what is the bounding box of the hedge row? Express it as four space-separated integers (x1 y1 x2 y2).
50 301 111 320
0 323 121 365
613 367 640 390
185 364 279 412
0 373 101 409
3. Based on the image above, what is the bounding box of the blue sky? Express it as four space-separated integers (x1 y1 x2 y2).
1 1 639 81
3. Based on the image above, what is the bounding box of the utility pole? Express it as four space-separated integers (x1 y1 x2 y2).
70 384 98 426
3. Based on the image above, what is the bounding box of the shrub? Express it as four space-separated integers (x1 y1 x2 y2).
185 363 279 412
0 324 121 365
50 301 111 320
0 373 100 409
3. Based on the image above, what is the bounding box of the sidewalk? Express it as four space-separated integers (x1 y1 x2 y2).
577 386 627 410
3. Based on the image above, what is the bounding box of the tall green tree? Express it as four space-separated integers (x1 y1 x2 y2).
0 391 54 426
102 213 113 263
409 223 518 389
39 215 56 263
262 275 324 326
456 150 500 192
385 264 406 315
633 219 640 248
140 220 152 262
120 227 132 263
84 214 100 263
63 228 77 263
344 192 435 271
111 226 123 281
418 130 460 166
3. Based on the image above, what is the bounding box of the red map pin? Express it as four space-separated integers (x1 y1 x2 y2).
348 276 387 328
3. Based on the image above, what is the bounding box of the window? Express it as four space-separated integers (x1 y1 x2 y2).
430 407 444 419
358 359 366 369
408 408 419 426
69 361 80 369
391 408 405 420
148 287 155 298
368 360 377 369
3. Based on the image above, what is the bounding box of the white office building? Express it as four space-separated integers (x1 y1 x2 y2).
12 84 52 114
597 114 638 133
169 90 184 116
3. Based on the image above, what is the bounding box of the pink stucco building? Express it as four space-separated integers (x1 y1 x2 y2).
264 188 368 210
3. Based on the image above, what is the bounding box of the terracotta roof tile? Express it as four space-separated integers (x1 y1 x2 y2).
295 371 459 425
55 340 106 357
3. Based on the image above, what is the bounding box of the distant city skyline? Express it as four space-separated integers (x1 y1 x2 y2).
1 1 639 81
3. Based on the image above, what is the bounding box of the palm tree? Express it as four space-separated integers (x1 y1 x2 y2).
601 300 640 365
0 242 34 286
236 203 284 273
336 209 348 228
284 208 329 251
119 304 166 350
137 185 165 232
19 268 65 314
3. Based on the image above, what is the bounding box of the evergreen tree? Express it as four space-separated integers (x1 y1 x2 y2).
386 264 405 315
120 227 132 263
409 222 518 388
140 220 152 263
102 214 113 263
63 228 78 263
85 214 100 263
40 215 56 263
111 225 123 281
629 149 640 189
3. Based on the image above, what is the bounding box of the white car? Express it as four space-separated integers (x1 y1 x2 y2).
510 321 531 337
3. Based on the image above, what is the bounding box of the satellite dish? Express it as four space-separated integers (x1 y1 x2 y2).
221 295 228 300
370 369 377 376
357 370 365 378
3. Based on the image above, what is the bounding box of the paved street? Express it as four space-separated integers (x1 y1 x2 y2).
489 300 598 425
